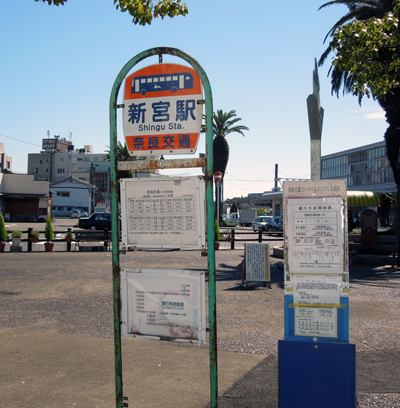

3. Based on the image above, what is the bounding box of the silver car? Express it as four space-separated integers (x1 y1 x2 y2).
252 216 273 232
71 209 81 219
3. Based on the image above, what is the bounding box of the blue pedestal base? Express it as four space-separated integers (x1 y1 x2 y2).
278 340 356 408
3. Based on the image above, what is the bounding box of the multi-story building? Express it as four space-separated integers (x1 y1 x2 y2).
0 143 12 172
321 140 396 193
28 137 157 207
259 141 396 219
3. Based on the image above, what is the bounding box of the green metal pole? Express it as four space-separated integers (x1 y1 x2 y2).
109 47 217 408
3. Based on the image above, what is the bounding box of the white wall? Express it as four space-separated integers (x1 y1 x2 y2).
51 179 91 216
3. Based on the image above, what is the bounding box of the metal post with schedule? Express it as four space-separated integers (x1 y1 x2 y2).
279 180 356 408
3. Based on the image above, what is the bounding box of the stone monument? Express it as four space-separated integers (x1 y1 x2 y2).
307 59 324 181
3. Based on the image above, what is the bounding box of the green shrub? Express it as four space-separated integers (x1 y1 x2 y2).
31 229 40 238
45 217 55 242
0 214 8 242
214 219 221 241
12 230 22 239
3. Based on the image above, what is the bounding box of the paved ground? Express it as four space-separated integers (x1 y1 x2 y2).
1 220 400 407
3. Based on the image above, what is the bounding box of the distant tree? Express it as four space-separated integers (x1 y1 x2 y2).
318 0 400 183
230 202 237 213
35 0 188 25
212 110 249 221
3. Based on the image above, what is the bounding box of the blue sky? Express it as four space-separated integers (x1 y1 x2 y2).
1 0 387 199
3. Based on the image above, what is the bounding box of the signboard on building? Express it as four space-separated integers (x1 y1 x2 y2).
42 138 71 151
123 63 203 156
121 268 206 343
120 176 206 249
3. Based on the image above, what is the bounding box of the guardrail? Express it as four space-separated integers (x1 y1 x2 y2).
219 228 280 250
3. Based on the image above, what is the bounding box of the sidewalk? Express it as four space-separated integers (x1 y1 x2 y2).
0 327 263 408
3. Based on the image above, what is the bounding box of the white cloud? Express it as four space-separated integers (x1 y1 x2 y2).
366 111 386 120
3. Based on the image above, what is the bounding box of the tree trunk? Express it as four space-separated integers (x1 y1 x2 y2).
213 136 229 222
380 88 400 266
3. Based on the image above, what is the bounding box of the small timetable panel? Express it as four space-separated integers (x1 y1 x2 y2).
287 197 344 273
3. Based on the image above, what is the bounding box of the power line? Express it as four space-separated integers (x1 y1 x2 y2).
0 133 41 148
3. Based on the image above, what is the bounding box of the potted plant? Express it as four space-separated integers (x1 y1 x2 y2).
214 219 221 250
11 230 23 247
0 214 8 252
225 229 233 243
65 230 73 243
30 229 40 243
44 217 55 252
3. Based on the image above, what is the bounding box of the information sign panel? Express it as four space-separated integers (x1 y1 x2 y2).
121 268 206 343
284 180 347 274
292 274 342 305
245 243 270 282
120 176 206 249
287 197 344 273
294 307 338 338
123 63 203 156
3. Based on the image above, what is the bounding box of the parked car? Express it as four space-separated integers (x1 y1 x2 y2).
78 212 119 230
252 216 273 232
73 208 88 217
71 209 81 219
265 217 283 235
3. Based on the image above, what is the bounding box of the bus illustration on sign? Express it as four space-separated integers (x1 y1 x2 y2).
132 73 194 95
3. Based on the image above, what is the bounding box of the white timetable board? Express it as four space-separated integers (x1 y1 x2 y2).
121 268 206 343
120 176 206 249
287 197 344 273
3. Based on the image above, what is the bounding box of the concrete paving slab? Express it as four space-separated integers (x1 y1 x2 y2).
0 327 263 408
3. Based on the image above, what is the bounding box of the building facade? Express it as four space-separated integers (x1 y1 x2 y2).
321 141 396 193
50 176 95 217
28 137 158 208
0 143 50 221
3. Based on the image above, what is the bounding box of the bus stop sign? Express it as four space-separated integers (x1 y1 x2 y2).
123 63 203 156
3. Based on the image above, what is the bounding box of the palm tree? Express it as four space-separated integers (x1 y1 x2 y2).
319 1 400 265
212 110 249 221
319 0 400 184
104 141 143 179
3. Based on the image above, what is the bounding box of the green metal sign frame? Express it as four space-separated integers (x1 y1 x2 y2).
109 47 218 408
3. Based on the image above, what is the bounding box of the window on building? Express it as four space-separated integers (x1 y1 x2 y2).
6 161 10 169
56 192 70 197
33 168 38 173
57 168 65 173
